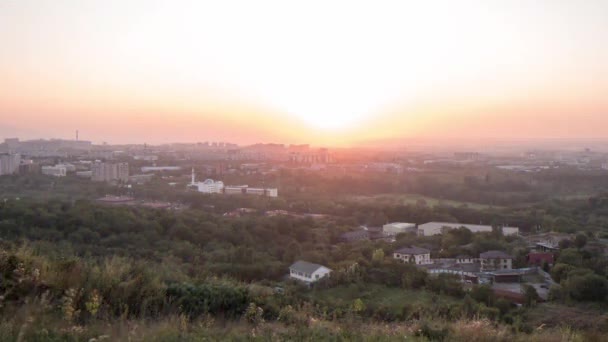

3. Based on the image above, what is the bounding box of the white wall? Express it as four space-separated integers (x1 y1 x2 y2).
393 252 432 265
289 266 331 282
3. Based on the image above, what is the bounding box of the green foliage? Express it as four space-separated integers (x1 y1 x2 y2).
563 273 608 302
352 298 366 314
470 284 495 307
574 233 588 249
426 274 464 297
371 249 385 263
522 284 540 307
166 282 249 319
551 263 575 283
415 322 450 341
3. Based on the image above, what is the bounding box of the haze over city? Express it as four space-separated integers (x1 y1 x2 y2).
1 0 607 147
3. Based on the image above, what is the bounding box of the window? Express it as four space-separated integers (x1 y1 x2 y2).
315 274 319 279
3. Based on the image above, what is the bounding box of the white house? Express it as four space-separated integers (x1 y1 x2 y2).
480 250 513 271
383 222 416 236
393 246 432 265
288 260 332 283
455 255 476 264
417 222 519 237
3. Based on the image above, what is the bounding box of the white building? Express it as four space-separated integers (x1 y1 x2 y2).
41 165 67 177
246 187 278 197
141 166 181 173
133 155 158 161
92 162 129 183
456 255 476 264
56 163 76 172
383 222 416 236
0 153 21 176
188 169 278 197
189 169 225 193
129 174 154 184
76 171 92 178
223 185 278 197
288 260 332 283
224 185 248 195
393 246 432 265
197 179 225 194
417 222 519 237
480 250 513 271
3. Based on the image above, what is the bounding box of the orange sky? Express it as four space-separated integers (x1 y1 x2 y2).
1 0 607 146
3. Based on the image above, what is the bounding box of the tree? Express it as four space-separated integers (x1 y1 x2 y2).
574 234 588 249
352 298 366 315
550 263 575 283
244 302 265 326
556 249 583 267
564 273 608 302
522 284 539 307
372 249 385 263
470 285 495 307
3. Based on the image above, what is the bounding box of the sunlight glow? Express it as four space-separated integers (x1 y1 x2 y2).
1 0 608 143
109 1 539 129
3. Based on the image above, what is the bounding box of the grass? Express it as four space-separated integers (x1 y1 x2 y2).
525 302 608 331
309 284 457 311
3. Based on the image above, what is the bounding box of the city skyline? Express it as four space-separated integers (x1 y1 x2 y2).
1 0 608 146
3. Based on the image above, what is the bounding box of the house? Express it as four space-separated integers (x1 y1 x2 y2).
535 242 560 253
492 269 523 283
393 246 432 265
288 261 332 283
527 252 555 267
480 250 513 271
455 255 475 264
339 230 369 243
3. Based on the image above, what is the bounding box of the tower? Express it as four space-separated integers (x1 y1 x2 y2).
191 168 196 185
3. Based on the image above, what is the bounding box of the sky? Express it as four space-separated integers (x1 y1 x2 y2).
1 0 607 146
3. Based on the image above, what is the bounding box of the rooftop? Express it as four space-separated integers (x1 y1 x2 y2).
480 250 513 259
419 222 519 231
289 260 329 274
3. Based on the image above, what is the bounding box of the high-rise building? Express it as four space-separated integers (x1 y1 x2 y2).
0 153 21 176
91 162 129 183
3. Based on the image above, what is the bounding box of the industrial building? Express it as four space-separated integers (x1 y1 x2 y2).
417 222 519 237
383 222 416 236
